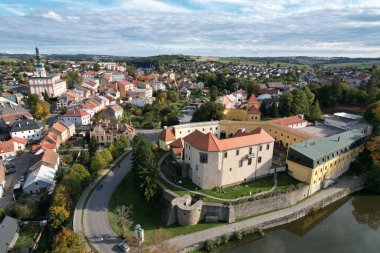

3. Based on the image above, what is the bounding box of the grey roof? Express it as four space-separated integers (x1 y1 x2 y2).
0 216 20 253
0 102 29 116
10 119 43 132
289 129 366 161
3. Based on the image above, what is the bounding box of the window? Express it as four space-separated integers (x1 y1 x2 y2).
236 149 239 156
259 145 262 151
266 144 270 150
281 133 283 136
249 147 252 154
258 157 262 163
248 158 252 165
230 168 232 171
200 153 208 163
239 160 243 167
224 152 228 158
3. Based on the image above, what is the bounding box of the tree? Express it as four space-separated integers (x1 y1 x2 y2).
64 70 82 89
100 149 113 165
209 86 218 102
93 62 100 71
68 164 91 188
52 228 87 253
33 101 50 120
119 134 130 148
302 86 315 106
309 100 322 121
364 101 380 134
78 150 90 167
259 100 267 115
365 165 380 193
246 79 260 96
291 89 309 115
279 93 293 116
132 134 159 201
27 94 39 108
151 228 177 253
88 136 99 158
115 205 134 239
49 206 70 229
270 102 279 118
191 102 225 122
90 153 107 174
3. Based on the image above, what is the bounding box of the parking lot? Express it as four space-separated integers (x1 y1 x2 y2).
0 152 33 208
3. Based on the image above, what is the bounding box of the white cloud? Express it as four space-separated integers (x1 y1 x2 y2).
41 11 64 22
66 16 80 23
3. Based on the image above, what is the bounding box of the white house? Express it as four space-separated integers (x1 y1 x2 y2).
62 108 91 127
9 119 43 141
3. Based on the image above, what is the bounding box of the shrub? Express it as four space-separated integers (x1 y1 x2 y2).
233 231 243 241
203 239 216 252
222 234 230 244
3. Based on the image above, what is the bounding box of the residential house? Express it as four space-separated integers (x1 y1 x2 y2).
0 166 5 197
0 216 20 253
270 115 308 129
0 137 28 160
90 120 135 146
62 108 91 126
106 104 124 120
10 119 43 141
0 102 33 129
23 149 60 194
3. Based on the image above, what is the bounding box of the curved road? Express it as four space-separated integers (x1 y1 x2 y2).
74 129 161 253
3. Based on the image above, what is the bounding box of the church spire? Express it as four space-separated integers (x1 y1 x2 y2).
33 46 46 77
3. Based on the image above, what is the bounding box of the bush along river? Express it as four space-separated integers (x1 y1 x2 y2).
218 191 380 253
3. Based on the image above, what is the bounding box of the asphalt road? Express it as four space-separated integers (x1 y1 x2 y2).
84 153 133 253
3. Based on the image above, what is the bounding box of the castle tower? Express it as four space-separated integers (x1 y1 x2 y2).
34 47 47 77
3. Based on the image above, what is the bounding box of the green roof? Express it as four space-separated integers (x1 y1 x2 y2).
289 129 366 161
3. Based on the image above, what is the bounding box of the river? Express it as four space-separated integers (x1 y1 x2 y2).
219 192 380 253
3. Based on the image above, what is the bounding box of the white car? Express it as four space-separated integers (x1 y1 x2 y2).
20 176 25 182
118 242 130 252
5 158 14 162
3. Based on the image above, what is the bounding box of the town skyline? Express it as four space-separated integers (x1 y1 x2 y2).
1 0 380 57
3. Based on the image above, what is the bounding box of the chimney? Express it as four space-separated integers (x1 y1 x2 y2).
338 136 340 142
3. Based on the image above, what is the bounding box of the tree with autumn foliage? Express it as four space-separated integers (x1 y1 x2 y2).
52 228 87 253
32 101 50 121
150 228 177 253
49 206 70 230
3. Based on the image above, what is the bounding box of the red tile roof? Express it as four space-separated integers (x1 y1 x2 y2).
0 140 14 153
247 94 260 105
247 105 261 114
159 128 176 142
170 138 184 155
41 149 59 167
11 136 28 145
185 128 274 152
64 108 89 117
259 88 281 95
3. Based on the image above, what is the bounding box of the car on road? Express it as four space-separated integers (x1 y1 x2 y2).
5 167 16 175
20 176 25 182
118 242 130 252
96 184 103 190
5 157 14 162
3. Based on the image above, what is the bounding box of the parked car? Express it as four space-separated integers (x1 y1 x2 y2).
5 157 14 162
20 176 25 182
96 184 103 191
118 242 130 252
5 167 16 175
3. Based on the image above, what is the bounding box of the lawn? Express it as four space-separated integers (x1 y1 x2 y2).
160 156 300 202
108 172 223 245
13 225 40 250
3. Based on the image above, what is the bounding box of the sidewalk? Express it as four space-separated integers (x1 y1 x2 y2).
166 176 365 251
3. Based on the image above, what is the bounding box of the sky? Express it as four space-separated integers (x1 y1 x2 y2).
0 0 380 57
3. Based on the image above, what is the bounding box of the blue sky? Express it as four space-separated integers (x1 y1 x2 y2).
1 0 380 57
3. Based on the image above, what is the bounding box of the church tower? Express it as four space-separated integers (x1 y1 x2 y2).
34 47 47 77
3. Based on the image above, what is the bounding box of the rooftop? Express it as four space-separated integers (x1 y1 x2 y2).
289 129 366 161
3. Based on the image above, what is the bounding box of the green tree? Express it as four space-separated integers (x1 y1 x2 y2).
90 153 108 174
49 206 70 229
78 150 90 167
209 86 218 102
366 165 380 193
279 93 293 116
309 100 322 121
302 86 315 106
52 229 87 253
68 164 91 188
191 102 225 122
88 136 98 158
364 101 380 133
100 149 113 165
132 134 159 202
27 94 39 108
291 89 309 115
93 62 100 71
246 79 260 96
119 134 130 148
270 102 279 118
64 70 82 89
259 100 267 115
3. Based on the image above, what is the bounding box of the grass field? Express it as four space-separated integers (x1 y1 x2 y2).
13 225 40 250
108 172 223 245
160 156 299 203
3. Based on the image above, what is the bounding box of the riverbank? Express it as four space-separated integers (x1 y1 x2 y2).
166 176 365 251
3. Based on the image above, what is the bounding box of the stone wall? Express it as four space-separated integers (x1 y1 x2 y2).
233 185 310 219
176 195 203 226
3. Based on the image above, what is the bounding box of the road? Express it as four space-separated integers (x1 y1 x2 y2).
83 153 133 253
76 129 161 253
